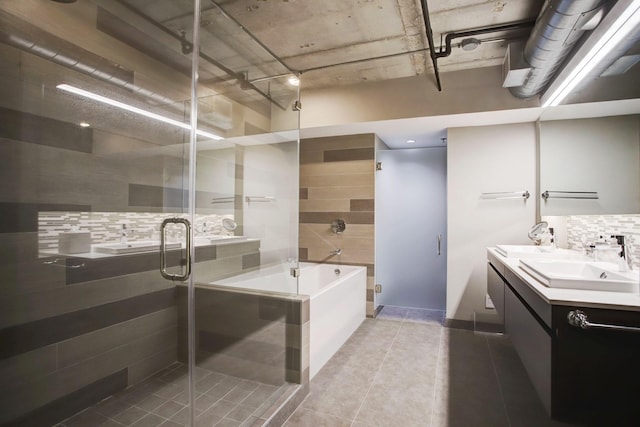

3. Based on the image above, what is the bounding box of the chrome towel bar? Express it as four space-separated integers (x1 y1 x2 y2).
245 196 275 203
480 190 530 200
542 191 598 200
567 310 640 333
43 258 85 269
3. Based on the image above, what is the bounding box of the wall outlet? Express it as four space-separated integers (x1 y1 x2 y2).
485 294 495 309
375 284 382 293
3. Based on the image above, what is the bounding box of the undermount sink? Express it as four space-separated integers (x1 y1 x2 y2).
194 235 247 245
496 245 588 260
519 259 639 293
93 240 181 254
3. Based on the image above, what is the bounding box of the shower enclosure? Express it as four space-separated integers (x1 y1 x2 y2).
0 1 304 426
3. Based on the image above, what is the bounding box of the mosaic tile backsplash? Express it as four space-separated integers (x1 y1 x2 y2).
39 212 234 251
565 214 640 269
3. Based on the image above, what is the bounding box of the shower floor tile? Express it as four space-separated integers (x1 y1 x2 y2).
56 363 287 427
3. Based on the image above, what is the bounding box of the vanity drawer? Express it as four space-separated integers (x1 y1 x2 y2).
504 268 552 329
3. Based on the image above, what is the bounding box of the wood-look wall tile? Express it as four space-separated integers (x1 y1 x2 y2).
300 173 373 188
300 224 374 239
0 107 93 153
350 199 374 211
307 186 374 200
301 134 374 151
324 148 374 162
4 369 127 427
0 345 57 386
299 188 308 200
57 308 177 369
0 288 176 360
299 212 374 225
299 199 350 213
300 160 374 177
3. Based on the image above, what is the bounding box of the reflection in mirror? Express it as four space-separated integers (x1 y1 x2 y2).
539 114 640 216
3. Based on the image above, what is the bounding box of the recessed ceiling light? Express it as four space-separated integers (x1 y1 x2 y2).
79 122 90 127
407 139 416 144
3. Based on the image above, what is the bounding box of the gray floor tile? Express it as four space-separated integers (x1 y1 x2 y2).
376 306 409 321
131 413 168 427
135 394 168 412
354 381 433 426
226 404 255 423
94 397 132 418
284 408 352 426
112 406 148 426
404 308 445 325
301 371 372 420
215 418 242 427
64 408 111 427
153 401 186 419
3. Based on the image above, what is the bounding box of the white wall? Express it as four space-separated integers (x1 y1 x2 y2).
300 66 539 129
447 123 536 324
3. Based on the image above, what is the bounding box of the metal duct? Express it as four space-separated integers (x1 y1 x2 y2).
509 0 607 99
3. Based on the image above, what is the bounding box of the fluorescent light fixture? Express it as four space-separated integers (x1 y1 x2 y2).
406 139 416 144
542 1 640 107
79 122 91 127
56 84 223 140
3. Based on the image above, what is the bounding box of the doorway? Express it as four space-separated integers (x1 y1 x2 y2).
376 147 447 311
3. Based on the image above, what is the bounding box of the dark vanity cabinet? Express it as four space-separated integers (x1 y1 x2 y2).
487 254 640 425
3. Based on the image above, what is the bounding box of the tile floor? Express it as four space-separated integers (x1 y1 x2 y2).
57 306 582 427
56 363 286 427
283 306 579 427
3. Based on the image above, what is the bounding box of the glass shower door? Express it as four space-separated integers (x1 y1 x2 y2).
0 0 198 425
0 1 302 425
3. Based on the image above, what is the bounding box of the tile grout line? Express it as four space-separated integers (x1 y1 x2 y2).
428 323 445 427
349 315 405 426
485 335 512 427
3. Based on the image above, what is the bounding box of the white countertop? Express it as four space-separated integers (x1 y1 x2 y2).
487 247 640 311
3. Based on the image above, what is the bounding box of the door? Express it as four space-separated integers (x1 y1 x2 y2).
376 147 447 310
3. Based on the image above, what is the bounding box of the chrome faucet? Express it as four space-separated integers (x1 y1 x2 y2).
612 235 633 271
330 248 342 256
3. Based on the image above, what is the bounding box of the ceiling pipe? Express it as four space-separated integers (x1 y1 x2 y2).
509 0 608 99
435 21 536 59
109 0 287 110
419 0 442 91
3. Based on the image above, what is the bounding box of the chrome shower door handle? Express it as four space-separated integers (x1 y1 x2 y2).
437 234 442 256
160 218 191 281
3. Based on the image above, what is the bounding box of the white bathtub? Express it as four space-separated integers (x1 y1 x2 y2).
213 262 367 379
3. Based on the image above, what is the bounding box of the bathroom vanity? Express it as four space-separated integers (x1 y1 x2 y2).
487 248 640 425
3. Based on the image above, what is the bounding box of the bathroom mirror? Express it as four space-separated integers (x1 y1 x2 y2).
537 41 640 217
538 113 640 216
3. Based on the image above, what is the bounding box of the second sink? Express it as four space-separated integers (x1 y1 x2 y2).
519 259 638 293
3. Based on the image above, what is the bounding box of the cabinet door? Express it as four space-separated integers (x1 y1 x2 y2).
505 286 552 414
487 263 504 324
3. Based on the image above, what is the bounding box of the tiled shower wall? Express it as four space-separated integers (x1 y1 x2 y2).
299 134 377 317
565 214 640 268
38 211 234 251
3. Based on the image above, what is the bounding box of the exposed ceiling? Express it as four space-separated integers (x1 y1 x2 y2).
1 0 639 150
95 0 543 91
